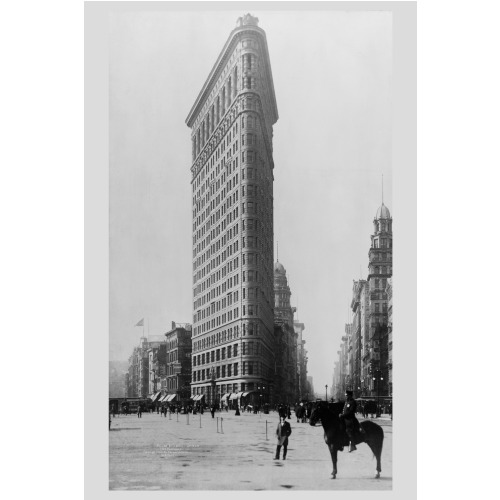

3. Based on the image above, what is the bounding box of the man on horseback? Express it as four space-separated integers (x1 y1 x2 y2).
340 390 360 452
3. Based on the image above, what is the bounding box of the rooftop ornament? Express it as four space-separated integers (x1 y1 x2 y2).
237 13 259 27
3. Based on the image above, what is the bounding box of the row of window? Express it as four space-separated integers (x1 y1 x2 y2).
371 278 389 290
373 303 388 313
192 54 259 161
372 238 392 249
194 280 239 313
193 363 239 381
193 67 239 158
195 307 240 329
193 359 263 382
370 266 392 275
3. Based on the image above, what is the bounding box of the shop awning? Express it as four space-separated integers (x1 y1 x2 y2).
149 392 162 402
242 390 257 397
166 394 177 402
229 392 243 400
158 394 168 402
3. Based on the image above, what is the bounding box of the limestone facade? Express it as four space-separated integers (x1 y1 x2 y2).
186 15 278 406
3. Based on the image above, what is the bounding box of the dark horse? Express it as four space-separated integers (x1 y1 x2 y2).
309 402 384 479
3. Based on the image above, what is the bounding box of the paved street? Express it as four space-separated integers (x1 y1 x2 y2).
109 409 392 490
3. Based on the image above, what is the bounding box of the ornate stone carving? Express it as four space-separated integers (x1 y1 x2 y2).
237 13 259 27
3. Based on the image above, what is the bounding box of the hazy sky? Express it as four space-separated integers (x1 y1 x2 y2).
109 7 392 394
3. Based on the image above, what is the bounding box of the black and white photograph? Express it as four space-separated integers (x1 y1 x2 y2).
96 1 414 493
8 0 500 499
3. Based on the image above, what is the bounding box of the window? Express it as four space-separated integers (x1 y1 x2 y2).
248 362 253 375
227 346 232 358
227 364 232 377
234 363 238 376
234 344 238 356
222 365 226 377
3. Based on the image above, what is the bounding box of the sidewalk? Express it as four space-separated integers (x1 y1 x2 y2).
109 410 392 490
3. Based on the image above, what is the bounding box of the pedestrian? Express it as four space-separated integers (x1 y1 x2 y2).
235 405 240 416
210 405 215 418
137 405 142 418
274 416 292 460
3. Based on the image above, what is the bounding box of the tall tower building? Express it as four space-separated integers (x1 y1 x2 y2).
367 202 393 397
186 14 278 406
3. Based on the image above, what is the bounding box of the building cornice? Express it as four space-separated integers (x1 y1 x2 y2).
186 24 278 128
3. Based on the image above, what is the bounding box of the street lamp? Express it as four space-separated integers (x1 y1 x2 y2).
373 370 384 417
325 385 328 402
257 383 266 413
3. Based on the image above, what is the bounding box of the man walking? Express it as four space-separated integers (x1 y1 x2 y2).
274 416 292 460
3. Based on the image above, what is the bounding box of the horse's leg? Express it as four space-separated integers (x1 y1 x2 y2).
328 445 338 479
365 435 383 478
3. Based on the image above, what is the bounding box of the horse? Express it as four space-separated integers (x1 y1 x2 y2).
309 402 384 479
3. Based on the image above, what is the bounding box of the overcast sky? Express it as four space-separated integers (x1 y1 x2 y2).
109 7 392 394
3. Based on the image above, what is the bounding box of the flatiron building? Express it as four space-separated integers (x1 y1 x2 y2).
185 14 279 406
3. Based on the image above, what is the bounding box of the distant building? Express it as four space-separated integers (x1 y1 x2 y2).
333 202 393 401
274 260 298 403
386 277 393 396
367 203 392 397
165 324 192 404
109 360 128 398
126 337 163 399
306 376 315 399
294 319 308 401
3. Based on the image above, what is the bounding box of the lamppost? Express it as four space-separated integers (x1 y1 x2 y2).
257 383 266 413
325 385 328 401
373 370 383 417
210 368 216 407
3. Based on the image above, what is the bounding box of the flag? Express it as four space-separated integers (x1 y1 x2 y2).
135 318 144 327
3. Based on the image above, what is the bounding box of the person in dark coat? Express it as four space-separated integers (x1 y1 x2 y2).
339 390 359 452
274 416 292 460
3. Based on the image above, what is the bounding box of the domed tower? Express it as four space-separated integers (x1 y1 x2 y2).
273 259 298 402
366 202 393 399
